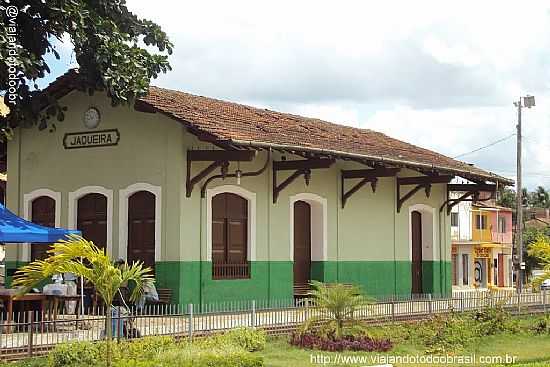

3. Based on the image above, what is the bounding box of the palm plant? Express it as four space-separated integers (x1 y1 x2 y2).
13 234 154 366
303 281 372 339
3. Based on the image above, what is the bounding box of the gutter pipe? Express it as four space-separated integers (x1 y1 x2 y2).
228 139 512 186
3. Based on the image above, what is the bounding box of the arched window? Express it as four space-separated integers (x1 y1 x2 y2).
77 193 107 250
127 191 156 268
212 192 249 279
31 196 55 261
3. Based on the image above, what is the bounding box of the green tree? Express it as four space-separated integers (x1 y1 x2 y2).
13 235 153 366
303 281 372 339
498 188 516 209
1 0 172 135
528 234 550 288
530 186 550 208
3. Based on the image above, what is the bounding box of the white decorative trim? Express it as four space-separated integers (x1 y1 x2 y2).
119 183 162 262
206 185 257 262
289 193 328 262
408 204 437 261
22 189 62 261
68 186 114 256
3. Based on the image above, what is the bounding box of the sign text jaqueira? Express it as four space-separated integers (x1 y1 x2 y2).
63 129 120 150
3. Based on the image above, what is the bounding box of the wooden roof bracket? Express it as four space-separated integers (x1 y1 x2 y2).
341 167 400 208
440 183 497 215
396 174 454 212
272 158 334 203
186 149 255 197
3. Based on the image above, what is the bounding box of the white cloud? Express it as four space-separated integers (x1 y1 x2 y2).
52 0 550 188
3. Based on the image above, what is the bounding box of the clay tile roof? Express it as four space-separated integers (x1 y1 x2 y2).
44 70 513 185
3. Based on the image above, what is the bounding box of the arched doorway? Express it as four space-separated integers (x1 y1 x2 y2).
127 191 156 268
411 210 423 294
31 196 55 261
293 200 312 287
77 193 107 250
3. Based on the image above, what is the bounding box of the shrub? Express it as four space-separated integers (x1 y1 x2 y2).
532 315 550 334
113 344 263 367
225 327 267 352
195 328 266 352
289 332 392 352
48 341 101 367
304 281 372 339
472 305 517 336
119 336 176 360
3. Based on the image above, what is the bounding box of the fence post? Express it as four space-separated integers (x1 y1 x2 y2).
517 292 521 314
251 300 256 329
391 301 395 321
187 304 194 341
27 311 34 358
428 294 433 315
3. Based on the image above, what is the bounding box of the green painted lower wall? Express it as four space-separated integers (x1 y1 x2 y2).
156 260 451 304
155 261 293 305
4 259 451 304
422 261 452 296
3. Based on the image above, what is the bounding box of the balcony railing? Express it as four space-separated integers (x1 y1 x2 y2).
212 262 250 280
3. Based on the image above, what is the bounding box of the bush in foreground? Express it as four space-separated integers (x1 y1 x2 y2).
48 332 264 367
290 332 392 352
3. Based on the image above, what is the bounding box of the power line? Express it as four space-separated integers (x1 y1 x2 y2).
453 133 516 159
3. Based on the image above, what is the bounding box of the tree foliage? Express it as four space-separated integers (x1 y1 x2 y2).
497 188 516 209
1 0 172 136
528 234 550 288
530 186 550 208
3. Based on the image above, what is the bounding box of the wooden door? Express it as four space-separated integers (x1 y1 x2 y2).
411 211 423 294
498 254 505 287
128 191 156 268
293 201 311 286
77 193 107 250
31 196 55 261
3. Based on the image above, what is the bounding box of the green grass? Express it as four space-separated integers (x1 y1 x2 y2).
4 316 550 367
260 332 550 367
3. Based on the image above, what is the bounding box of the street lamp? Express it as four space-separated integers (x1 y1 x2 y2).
514 95 535 293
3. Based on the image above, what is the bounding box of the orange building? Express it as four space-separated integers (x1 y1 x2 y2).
451 197 513 289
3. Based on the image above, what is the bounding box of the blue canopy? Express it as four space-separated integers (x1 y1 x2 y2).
0 203 80 243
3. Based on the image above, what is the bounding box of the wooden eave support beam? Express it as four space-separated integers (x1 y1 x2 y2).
341 167 400 208
273 158 335 203
187 150 256 162
447 183 497 192
186 149 255 197
440 183 497 215
396 175 454 212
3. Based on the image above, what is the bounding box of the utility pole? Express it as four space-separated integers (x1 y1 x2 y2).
515 99 523 292
514 95 535 293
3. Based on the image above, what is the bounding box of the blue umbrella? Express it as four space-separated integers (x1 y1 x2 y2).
0 203 79 243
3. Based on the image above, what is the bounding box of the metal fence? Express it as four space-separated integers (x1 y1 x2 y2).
0 289 548 360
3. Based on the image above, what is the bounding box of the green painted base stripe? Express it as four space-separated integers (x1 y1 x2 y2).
5 260 451 303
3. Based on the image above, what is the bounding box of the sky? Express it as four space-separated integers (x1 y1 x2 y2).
45 0 550 189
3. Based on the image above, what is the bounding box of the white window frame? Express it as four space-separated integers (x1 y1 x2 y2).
68 186 114 256
289 193 328 262
119 183 162 262
206 185 256 262
22 189 62 261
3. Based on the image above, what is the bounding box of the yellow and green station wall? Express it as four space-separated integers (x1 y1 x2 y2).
5 90 452 305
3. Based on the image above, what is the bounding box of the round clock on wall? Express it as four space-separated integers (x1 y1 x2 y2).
83 107 101 129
